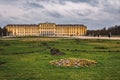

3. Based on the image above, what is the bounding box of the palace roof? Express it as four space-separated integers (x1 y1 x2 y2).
5 23 86 27
56 24 85 26
6 24 38 26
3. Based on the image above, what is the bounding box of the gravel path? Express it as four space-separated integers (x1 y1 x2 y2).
70 36 120 40
0 36 120 40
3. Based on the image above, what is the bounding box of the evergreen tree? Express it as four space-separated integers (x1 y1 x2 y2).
0 27 2 36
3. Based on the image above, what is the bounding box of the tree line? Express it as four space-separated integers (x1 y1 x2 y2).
87 25 120 36
0 27 7 36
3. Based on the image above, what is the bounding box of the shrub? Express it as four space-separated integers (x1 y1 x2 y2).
49 58 97 67
94 46 108 49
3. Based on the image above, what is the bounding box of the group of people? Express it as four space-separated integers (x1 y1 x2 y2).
91 32 111 38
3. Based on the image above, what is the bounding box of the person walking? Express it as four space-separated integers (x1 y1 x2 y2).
108 32 111 38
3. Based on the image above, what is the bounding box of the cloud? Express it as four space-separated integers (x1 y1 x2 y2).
0 0 120 29
26 0 44 8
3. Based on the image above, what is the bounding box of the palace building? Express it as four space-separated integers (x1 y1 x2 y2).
5 22 87 36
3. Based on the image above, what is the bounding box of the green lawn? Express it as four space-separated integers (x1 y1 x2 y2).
0 38 120 80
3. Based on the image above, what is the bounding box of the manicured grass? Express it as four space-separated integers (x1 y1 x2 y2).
0 38 120 80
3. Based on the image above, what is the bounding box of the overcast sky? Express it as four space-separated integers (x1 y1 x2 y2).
0 0 120 30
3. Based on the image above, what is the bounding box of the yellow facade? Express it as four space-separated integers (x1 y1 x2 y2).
5 23 87 36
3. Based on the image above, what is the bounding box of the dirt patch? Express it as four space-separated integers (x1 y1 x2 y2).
0 61 6 66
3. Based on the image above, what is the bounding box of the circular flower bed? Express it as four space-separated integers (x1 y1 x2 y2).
49 58 97 67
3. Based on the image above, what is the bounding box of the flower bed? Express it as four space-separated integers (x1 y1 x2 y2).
49 58 97 67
